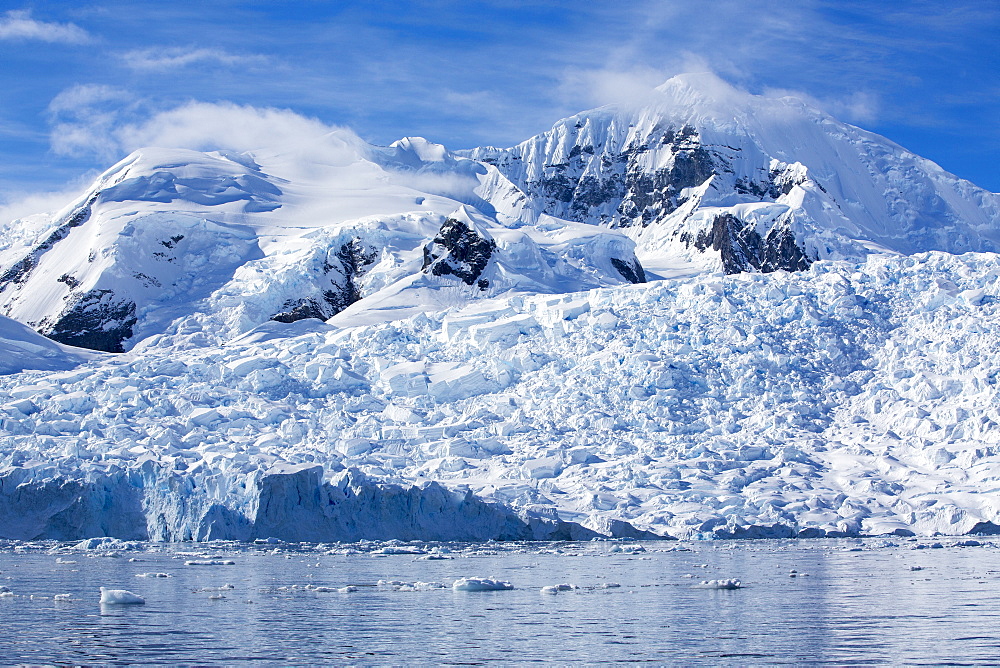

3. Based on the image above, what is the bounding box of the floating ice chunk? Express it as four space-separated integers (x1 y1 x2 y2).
55 558 77 564
99 587 145 604
54 593 73 602
135 572 171 578
372 546 426 555
185 560 235 566
338 586 357 593
697 579 743 590
73 537 123 551
194 584 235 592
401 582 446 592
609 544 646 554
540 583 578 594
452 577 513 591
376 579 446 591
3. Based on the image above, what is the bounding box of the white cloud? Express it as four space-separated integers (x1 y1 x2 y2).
121 47 268 70
558 59 882 126
47 85 138 160
764 87 881 125
0 9 91 43
557 53 727 109
46 86 361 167
116 102 348 155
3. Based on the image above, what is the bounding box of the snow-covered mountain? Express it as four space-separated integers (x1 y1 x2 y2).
467 73 1000 276
0 138 645 353
2 73 1000 542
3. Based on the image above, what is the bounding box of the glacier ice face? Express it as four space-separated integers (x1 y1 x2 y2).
1 251 1000 540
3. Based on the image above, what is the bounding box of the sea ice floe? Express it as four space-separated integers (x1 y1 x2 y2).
135 572 171 578
372 546 426 555
99 587 145 604
194 584 235 593
54 593 73 602
540 583 579 594
452 577 514 591
697 579 743 590
377 580 446 591
184 559 235 566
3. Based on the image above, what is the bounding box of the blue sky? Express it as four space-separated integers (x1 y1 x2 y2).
1 0 998 213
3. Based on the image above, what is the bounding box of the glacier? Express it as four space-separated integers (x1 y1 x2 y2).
2 251 1000 540
1 73 1000 541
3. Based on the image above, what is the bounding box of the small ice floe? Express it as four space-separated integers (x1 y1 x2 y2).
184 559 235 566
377 580 446 592
99 587 145 605
337 586 357 593
73 537 119 551
135 572 171 578
372 546 426 556
540 583 579 595
696 579 743 590
452 578 513 592
596 583 621 589
609 545 646 554
55 558 77 565
955 540 982 547
910 566 924 572
0 586 13 598
54 593 73 602
414 554 453 561
208 594 226 601
128 558 142 563
194 584 235 593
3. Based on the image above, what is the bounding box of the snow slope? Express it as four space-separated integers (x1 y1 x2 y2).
0 314 98 374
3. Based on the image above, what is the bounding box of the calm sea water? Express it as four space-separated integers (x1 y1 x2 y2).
0 538 997 665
